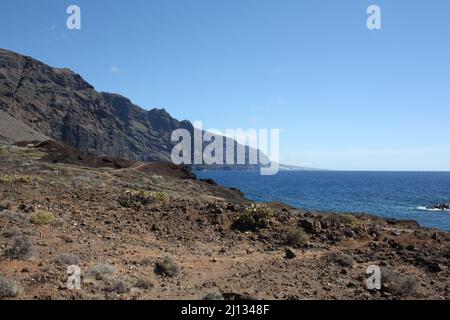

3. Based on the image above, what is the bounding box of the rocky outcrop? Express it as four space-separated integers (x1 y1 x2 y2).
426 204 450 211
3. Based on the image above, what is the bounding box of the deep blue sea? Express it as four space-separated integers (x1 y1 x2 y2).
195 171 450 231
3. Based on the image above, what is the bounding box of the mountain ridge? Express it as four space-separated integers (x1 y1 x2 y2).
0 48 266 168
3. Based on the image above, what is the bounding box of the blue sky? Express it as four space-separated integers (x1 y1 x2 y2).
1 0 449 170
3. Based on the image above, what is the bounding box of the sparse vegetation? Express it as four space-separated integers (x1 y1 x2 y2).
394 276 418 297
286 228 308 247
342 214 359 226
88 263 117 281
0 210 27 223
0 200 12 211
110 278 131 294
117 189 170 208
0 275 21 298
33 176 46 184
117 189 154 208
333 253 354 267
85 263 135 295
4 234 33 260
155 256 180 277
29 210 55 225
0 174 33 184
0 126 446 301
53 253 81 266
324 214 359 227
381 267 417 297
203 292 224 300
134 277 154 290
153 191 169 205
233 204 274 231
1 227 21 238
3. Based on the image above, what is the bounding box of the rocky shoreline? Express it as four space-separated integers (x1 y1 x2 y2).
0 142 449 300
426 204 450 211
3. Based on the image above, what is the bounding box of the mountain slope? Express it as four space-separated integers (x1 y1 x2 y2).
0 48 266 166
0 110 48 143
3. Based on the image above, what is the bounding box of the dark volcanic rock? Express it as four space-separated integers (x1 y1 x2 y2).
427 261 444 273
284 247 296 259
426 203 450 211
299 219 315 234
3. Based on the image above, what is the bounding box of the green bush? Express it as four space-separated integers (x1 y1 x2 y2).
153 191 169 205
233 204 274 231
118 190 169 208
117 190 153 208
0 174 33 184
29 211 55 225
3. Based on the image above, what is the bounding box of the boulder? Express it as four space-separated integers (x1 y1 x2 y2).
368 226 381 238
428 262 444 273
313 220 322 233
284 247 296 259
299 219 315 234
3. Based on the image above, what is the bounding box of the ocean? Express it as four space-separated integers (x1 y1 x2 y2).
195 170 450 231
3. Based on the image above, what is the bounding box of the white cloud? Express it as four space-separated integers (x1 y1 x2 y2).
109 66 121 73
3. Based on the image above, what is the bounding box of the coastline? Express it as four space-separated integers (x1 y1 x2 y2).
0 143 449 300
195 170 450 232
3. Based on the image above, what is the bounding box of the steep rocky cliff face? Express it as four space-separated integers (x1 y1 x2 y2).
0 48 265 166
0 48 187 161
